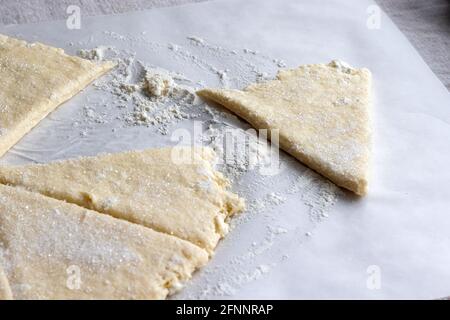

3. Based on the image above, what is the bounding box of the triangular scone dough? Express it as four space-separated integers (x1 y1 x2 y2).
0 147 245 254
0 265 12 300
0 184 208 300
0 34 114 157
197 61 372 195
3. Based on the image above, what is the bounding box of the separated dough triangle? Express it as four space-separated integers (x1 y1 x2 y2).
0 34 114 157
0 184 208 300
197 61 372 195
0 147 245 253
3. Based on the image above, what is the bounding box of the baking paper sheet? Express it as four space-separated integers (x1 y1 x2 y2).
1 0 450 299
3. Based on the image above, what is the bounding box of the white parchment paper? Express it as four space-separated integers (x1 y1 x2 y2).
1 0 449 299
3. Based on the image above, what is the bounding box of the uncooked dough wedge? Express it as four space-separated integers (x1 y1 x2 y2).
197 61 372 195
0 184 208 300
0 34 115 157
0 147 245 254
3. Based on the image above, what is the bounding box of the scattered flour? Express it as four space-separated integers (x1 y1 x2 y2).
247 192 286 213
78 46 198 135
187 36 205 46
243 48 258 55
328 59 354 74
273 58 287 68
288 168 340 223
74 33 341 299
143 69 176 97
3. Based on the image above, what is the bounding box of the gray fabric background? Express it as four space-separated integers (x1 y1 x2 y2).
0 0 448 90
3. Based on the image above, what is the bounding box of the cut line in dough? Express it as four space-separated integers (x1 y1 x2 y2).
197 60 372 195
0 183 208 300
0 34 115 157
0 147 245 254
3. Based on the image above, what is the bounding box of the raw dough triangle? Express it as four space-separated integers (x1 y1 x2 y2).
0 34 114 157
197 61 372 195
0 184 208 299
0 147 245 253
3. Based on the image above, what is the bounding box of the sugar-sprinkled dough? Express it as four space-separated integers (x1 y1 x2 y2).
197 61 372 195
0 34 115 157
0 184 208 300
0 147 245 253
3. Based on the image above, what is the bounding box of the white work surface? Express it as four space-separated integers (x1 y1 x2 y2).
1 0 449 299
